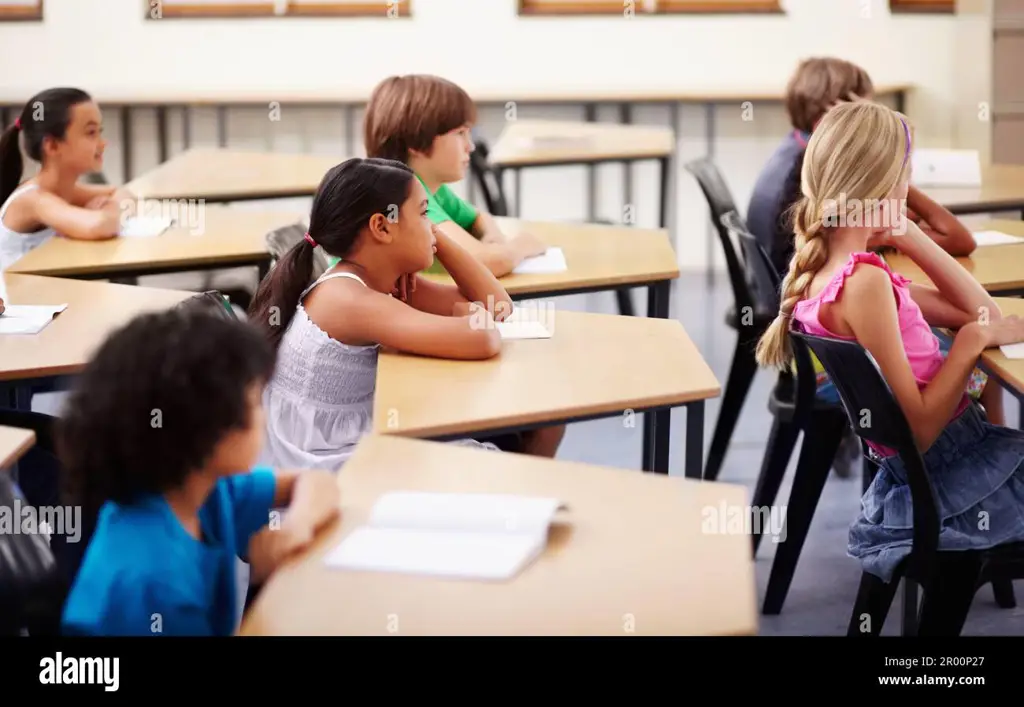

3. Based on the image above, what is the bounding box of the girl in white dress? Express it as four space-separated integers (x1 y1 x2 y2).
250 157 517 471
0 87 133 272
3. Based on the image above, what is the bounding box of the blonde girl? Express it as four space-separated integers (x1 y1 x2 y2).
756 101 1024 584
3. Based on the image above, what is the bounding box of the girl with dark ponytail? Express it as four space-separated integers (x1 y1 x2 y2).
0 88 135 271
252 157 562 471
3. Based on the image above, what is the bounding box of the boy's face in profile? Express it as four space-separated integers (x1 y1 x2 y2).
424 123 474 183
207 382 267 478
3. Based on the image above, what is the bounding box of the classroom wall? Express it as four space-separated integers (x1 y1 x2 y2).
0 0 966 272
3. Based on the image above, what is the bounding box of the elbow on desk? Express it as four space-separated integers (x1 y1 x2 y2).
465 327 502 360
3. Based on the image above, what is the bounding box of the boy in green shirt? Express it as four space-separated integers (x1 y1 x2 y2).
326 75 562 460
340 74 548 278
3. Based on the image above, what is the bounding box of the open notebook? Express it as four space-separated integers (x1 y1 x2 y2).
971 230 1023 248
119 215 174 238
496 304 554 340
512 247 567 275
324 491 566 580
0 304 67 335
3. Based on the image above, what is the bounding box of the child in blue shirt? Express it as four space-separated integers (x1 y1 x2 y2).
57 306 340 636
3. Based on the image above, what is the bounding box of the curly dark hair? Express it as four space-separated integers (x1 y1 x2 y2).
55 305 277 515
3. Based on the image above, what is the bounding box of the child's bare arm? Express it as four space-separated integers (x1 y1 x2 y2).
434 220 547 277
893 220 999 324
906 186 976 256
316 285 501 360
20 189 120 240
840 265 992 451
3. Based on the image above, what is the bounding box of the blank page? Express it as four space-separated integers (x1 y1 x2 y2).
0 304 67 335
513 247 567 275
323 526 544 581
120 215 174 238
972 230 1022 248
368 491 564 536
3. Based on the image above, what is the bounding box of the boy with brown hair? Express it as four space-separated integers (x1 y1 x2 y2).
747 57 975 277
359 74 548 277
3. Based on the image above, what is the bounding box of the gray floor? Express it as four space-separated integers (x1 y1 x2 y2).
34 265 1024 636
544 271 1024 636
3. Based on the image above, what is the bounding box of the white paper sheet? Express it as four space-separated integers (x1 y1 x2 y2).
0 304 67 335
513 247 567 275
971 230 1022 247
323 526 544 580
910 149 982 187
497 320 552 340
120 215 174 238
999 343 1024 360
323 491 565 580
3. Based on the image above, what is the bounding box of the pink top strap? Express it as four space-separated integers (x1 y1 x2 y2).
791 251 967 457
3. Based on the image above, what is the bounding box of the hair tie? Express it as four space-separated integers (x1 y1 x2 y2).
12 117 20 130
899 116 911 167
304 232 316 247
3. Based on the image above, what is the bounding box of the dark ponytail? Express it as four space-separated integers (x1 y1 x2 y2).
0 87 92 208
248 157 415 348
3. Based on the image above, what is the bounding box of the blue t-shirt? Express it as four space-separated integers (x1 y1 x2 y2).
61 468 277 637
747 130 808 276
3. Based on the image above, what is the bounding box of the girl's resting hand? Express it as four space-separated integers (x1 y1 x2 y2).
392 273 417 302
976 314 1024 349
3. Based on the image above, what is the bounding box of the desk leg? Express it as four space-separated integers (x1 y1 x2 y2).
642 408 670 474
646 280 670 319
685 400 705 479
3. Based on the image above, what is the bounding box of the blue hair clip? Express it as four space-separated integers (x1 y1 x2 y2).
900 117 911 167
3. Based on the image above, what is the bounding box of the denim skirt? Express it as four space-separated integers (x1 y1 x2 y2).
848 403 1024 583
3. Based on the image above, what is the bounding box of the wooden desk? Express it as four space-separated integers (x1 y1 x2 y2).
0 426 34 471
885 220 1024 295
6 208 305 281
0 274 194 383
239 435 758 637
488 120 675 168
374 310 720 478
125 148 338 202
488 119 675 231
924 165 1024 216
424 217 678 316
977 298 1024 404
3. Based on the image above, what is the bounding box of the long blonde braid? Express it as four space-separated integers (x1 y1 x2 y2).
754 101 913 370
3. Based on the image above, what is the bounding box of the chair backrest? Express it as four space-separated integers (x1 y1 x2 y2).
0 472 62 635
721 210 781 314
265 222 329 285
789 329 940 567
469 139 509 217
177 291 239 321
683 159 758 314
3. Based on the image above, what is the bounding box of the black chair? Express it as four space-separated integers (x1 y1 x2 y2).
469 139 510 218
471 137 635 318
175 290 240 321
264 222 330 288
722 213 852 614
685 157 777 482
791 330 1022 635
0 470 64 636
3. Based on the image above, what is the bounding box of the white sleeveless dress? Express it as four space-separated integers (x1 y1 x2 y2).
0 184 56 273
258 270 499 471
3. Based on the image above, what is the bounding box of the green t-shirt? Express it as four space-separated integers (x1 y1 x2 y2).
327 175 479 274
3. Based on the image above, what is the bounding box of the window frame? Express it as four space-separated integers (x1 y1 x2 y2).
889 0 955 13
0 0 43 21
517 0 782 15
144 0 410 19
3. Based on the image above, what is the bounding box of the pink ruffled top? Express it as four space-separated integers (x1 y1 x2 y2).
791 251 968 457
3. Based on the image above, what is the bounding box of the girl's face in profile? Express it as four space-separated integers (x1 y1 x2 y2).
392 179 438 272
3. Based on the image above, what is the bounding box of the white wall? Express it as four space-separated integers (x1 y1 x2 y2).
0 0 963 271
